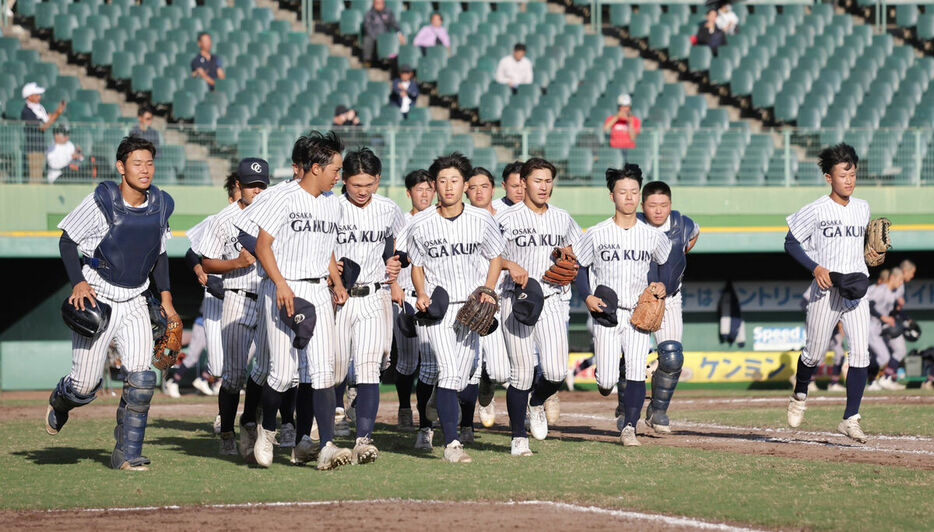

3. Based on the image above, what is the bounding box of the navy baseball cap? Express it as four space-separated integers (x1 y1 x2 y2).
511 278 545 326
396 301 418 337
416 286 449 325
339 257 361 289
280 298 317 349
205 276 225 300
237 157 270 186
829 272 869 300
591 285 619 327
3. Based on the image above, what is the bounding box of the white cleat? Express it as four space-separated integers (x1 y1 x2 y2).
239 422 258 463
527 404 548 441
787 395 807 428
443 440 472 463
866 380 885 392
218 431 238 456
253 427 276 467
192 377 214 396
922 380 933 390
414 427 434 450
837 414 868 444
213 414 221 435
827 382 847 392
511 437 533 456
212 379 222 396
478 398 496 428
619 425 641 446
164 380 181 398
808 381 819 393
291 435 319 465
544 394 560 425
279 422 296 449
878 375 906 391
352 436 379 464
459 425 475 444
317 441 352 470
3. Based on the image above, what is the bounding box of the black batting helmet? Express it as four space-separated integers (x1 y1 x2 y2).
61 298 112 338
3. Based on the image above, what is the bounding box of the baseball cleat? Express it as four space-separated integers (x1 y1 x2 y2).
837 414 868 444
414 427 434 450
239 422 258 463
334 408 352 437
479 398 496 428
192 377 213 396
511 437 533 456
786 395 807 428
544 394 560 425
922 380 933 390
317 441 352 470
878 375 906 391
644 405 672 434
352 437 379 464
619 425 640 446
866 380 884 392
442 440 472 463
254 427 276 467
397 407 416 432
45 405 67 435
211 380 222 396
827 382 847 392
527 404 548 441
213 414 221 435
219 431 238 456
291 435 319 465
459 425 475 444
164 380 181 398
279 422 296 448
478 376 495 407
426 386 438 422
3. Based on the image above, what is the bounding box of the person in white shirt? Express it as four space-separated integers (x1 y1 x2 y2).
716 1 739 35
46 125 85 183
495 43 533 91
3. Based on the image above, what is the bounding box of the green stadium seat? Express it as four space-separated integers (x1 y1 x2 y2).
97 103 121 123
172 90 197 121
74 89 101 114
479 93 504 122
340 9 364 37
610 4 631 26
688 46 712 72
649 24 670 50
321 0 344 24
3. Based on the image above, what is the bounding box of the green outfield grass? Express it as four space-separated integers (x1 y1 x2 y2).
1 412 932 531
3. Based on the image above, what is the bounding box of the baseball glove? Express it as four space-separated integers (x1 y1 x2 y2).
542 248 579 286
864 217 891 267
152 314 183 370
630 284 666 333
455 286 500 336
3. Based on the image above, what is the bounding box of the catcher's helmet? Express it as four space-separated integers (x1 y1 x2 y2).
61 297 112 338
904 320 922 342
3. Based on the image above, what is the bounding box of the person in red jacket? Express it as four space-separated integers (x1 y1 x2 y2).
603 94 641 150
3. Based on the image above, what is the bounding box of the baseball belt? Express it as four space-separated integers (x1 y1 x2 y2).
226 289 258 301
348 283 383 297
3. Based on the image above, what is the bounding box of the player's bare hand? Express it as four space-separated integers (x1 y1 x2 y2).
238 248 256 267
390 282 404 306
507 263 529 288
479 292 496 305
560 246 577 260
881 315 896 327
331 285 348 305
813 265 832 290
161 302 179 321
385 255 402 283
585 295 606 313
194 264 208 286
276 281 295 316
69 281 97 311
335 260 344 276
416 293 431 312
649 282 666 298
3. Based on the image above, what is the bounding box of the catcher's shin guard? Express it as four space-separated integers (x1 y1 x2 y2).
646 341 683 427
112 371 156 469
47 377 100 434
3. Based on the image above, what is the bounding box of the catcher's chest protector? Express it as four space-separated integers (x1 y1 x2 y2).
91 181 174 288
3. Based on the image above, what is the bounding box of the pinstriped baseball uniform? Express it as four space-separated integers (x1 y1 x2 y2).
496 202 583 390
333 193 406 386
200 201 263 391
58 193 171 395
866 283 898 367
653 215 699 344
250 187 342 392
187 215 224 378
575 218 671 389
398 204 506 391
393 212 436 383
787 195 871 368
888 282 908 362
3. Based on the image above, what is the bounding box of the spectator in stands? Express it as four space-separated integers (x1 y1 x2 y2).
603 93 641 150
390 64 419 118
696 8 727 54
130 106 160 153
362 0 405 64
495 43 534 92
21 81 65 183
190 32 225 89
412 12 450 54
716 1 739 35
46 124 86 183
332 105 362 127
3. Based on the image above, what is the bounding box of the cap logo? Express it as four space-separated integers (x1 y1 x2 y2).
294 313 305 324
251 162 262 173
518 292 528 300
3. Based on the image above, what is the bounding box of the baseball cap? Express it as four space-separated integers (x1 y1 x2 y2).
280 297 317 349
334 104 349 117
236 157 270 185
53 124 70 135
617 94 632 107
22 82 45 99
591 285 619 327
338 256 361 289
396 301 418 338
511 278 545 326
829 272 869 300
399 63 414 73
416 286 449 325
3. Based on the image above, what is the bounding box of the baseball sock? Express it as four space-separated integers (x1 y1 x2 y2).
395 370 415 409
218 389 240 433
529 378 560 407
295 383 314 439
794 358 817 397
239 378 263 425
355 383 379 438
279 386 296 426
260 384 282 433
313 387 337 448
623 380 646 428
335 379 347 410
831 360 844 382
844 367 868 419
415 380 433 429
435 387 459 445
458 383 478 428
616 356 628 408
506 386 530 438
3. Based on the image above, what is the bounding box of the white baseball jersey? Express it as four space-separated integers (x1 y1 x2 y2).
786 195 870 275
574 219 672 309
58 192 171 301
186 214 213 255
491 197 516 213
495 202 583 296
234 179 300 279
336 193 406 285
249 187 341 281
199 202 262 292
400 204 507 302
866 284 898 324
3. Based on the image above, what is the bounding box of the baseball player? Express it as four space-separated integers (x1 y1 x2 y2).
397 152 506 463
784 143 874 443
392 169 435 438
249 130 353 470
883 259 917 389
490 160 524 212
48 136 176 470
866 267 905 391
333 147 406 464
463 166 511 436
198 159 269 458
572 164 674 447
496 158 582 455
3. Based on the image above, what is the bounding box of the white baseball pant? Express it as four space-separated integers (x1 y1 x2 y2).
654 292 683 344
335 290 391 386
594 308 653 390
501 293 570 390
249 279 272 386
423 301 478 391
801 282 870 368
201 292 224 378
220 290 259 390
